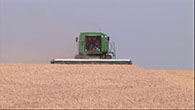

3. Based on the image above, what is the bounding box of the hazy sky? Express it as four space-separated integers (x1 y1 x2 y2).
0 0 194 70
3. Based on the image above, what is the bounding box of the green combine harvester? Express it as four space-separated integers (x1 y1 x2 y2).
51 32 132 64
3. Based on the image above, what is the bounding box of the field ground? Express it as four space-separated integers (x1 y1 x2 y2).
0 64 194 109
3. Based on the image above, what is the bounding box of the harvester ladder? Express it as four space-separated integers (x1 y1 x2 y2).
110 42 116 59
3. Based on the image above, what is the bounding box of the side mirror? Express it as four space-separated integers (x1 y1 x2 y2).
108 37 110 41
76 37 78 42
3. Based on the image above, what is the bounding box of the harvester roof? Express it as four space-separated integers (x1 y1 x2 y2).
80 32 108 37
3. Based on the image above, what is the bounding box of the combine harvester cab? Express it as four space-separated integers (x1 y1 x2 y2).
51 32 133 65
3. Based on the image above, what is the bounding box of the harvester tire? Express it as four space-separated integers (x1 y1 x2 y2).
105 55 112 59
74 55 83 59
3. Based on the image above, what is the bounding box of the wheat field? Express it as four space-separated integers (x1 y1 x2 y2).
0 64 194 109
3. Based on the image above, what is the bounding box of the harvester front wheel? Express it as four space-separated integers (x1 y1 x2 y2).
105 55 112 59
74 55 83 59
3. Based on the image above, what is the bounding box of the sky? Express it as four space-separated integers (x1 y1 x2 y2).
0 0 194 70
